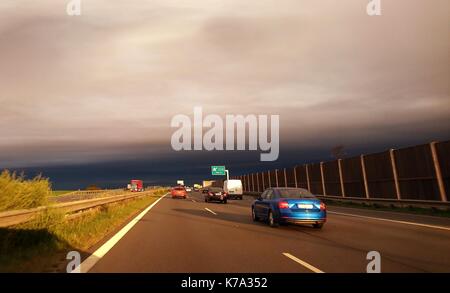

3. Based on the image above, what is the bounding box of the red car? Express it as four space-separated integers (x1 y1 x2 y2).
171 186 187 199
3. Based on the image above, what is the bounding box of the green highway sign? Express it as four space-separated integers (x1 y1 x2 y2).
211 166 226 176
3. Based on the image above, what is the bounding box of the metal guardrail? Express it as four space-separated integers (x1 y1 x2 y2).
244 191 450 210
56 189 125 197
50 188 125 198
0 190 161 228
49 189 132 203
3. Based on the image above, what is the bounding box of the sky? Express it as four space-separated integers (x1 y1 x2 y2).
0 1 449 188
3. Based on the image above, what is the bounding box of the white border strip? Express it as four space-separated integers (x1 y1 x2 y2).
75 193 168 273
204 207 218 215
329 211 450 231
282 252 324 273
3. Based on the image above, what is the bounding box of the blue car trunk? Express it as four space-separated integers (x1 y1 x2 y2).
279 198 325 220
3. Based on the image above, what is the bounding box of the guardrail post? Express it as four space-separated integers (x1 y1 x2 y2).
256 172 260 192
430 141 447 202
338 159 345 197
284 168 288 187
320 162 326 195
251 173 255 192
268 170 272 187
275 169 279 187
306 164 311 191
361 155 370 198
389 149 401 200
261 172 265 190
294 166 298 188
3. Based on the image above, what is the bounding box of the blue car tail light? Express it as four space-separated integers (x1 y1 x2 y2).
278 201 289 209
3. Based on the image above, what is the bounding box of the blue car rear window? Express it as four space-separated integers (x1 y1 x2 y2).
276 188 316 198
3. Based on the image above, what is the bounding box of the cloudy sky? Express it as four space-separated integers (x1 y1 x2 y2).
0 1 449 187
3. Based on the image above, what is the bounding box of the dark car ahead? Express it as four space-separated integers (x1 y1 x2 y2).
204 187 228 204
252 188 326 229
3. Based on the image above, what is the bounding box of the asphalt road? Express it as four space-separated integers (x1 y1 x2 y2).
89 192 450 273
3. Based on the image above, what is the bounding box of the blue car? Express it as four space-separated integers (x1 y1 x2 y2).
252 188 326 229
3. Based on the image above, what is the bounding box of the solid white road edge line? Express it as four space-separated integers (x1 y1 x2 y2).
204 207 218 215
328 211 450 231
75 193 168 273
282 253 324 273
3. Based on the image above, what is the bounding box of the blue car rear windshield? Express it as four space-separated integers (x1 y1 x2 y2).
276 188 315 198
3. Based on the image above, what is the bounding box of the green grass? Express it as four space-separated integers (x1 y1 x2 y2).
51 190 74 197
324 199 450 218
0 191 165 272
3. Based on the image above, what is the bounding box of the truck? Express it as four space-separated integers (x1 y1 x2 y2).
177 180 185 186
223 179 243 200
130 179 144 192
202 180 215 188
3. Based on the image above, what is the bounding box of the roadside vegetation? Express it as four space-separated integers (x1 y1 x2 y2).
0 170 51 212
0 171 168 272
0 189 166 272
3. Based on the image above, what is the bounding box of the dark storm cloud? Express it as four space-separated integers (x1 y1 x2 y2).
0 1 449 184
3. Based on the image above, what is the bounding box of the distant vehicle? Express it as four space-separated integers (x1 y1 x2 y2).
223 180 243 200
193 184 202 191
204 187 228 204
185 186 192 192
202 180 215 188
177 180 185 186
252 188 326 229
171 186 187 199
130 180 144 192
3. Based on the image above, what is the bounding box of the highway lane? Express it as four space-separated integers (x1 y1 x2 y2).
89 192 450 273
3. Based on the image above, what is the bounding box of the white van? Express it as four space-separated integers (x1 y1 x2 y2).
223 180 243 200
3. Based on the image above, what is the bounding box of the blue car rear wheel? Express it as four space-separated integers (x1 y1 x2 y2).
252 207 259 221
268 211 278 228
313 223 324 229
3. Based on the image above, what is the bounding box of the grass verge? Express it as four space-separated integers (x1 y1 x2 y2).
0 191 165 272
